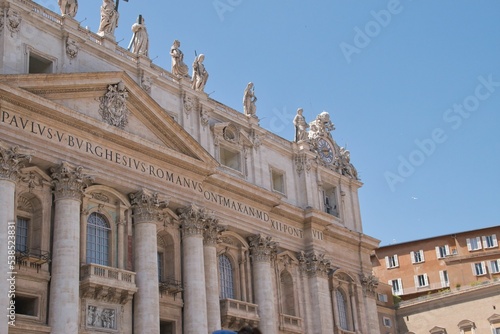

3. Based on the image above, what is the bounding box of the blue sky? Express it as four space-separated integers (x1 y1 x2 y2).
35 0 500 245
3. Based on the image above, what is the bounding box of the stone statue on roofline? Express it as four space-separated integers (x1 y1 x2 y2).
243 82 257 117
293 108 309 142
339 147 359 180
58 0 78 17
128 15 149 56
97 0 119 37
192 54 209 92
170 40 189 78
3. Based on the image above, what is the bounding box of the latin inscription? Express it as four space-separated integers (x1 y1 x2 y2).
1 110 323 240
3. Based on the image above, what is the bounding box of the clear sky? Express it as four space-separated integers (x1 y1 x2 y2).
35 0 500 245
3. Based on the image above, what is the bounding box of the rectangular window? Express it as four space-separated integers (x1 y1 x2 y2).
483 234 498 248
389 278 403 295
435 245 450 258
323 186 339 217
220 147 241 171
13 295 38 316
411 250 425 263
467 237 482 251
472 262 487 276
493 327 500 334
271 169 285 194
415 274 429 287
385 255 399 268
29 53 53 74
377 293 388 302
383 317 392 327
16 217 29 253
489 260 500 274
439 270 450 287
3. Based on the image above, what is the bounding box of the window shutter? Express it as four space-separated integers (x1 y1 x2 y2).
385 256 390 268
439 270 445 287
466 238 471 251
481 261 487 274
471 263 477 276
414 275 418 287
394 255 399 267
420 250 425 262
477 237 483 250
410 251 415 264
398 278 403 294
424 274 429 286
435 246 440 258
493 234 498 247
445 245 450 256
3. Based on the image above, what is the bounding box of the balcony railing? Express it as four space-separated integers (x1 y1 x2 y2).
159 276 183 295
80 263 137 304
220 298 259 329
16 248 51 272
279 314 303 333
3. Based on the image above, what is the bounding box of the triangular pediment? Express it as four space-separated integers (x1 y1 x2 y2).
0 72 218 173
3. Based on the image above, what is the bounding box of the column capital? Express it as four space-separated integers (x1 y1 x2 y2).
204 217 226 247
248 234 278 263
129 189 168 224
51 161 94 202
298 250 332 278
360 273 378 297
0 141 32 182
177 203 209 237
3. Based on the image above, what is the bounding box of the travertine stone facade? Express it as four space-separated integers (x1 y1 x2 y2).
0 1 380 333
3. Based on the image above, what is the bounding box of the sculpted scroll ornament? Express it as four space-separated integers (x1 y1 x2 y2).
203 217 227 246
129 189 168 224
6 9 21 37
360 273 379 297
298 251 332 277
51 162 94 201
0 142 32 181
98 82 129 129
177 204 211 237
248 234 278 263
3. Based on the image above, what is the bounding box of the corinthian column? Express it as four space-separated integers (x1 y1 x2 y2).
130 189 167 334
49 162 94 334
248 234 278 334
178 204 208 333
298 251 333 334
204 217 226 333
0 142 32 333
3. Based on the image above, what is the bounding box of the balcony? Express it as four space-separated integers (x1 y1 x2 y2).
80 263 137 304
279 314 303 333
220 298 260 329
16 248 50 273
159 276 183 296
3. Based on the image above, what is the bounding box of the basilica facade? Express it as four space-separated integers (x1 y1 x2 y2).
0 1 380 333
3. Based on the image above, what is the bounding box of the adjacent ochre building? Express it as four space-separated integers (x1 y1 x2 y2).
372 226 500 333
0 1 381 333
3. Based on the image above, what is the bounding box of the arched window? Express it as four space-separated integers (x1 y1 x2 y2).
219 254 234 299
280 270 295 315
336 290 348 330
86 212 110 266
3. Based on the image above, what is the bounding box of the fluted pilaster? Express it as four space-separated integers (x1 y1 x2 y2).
49 162 93 334
178 204 210 333
249 234 278 334
298 251 334 333
204 217 226 332
0 142 32 333
130 189 167 334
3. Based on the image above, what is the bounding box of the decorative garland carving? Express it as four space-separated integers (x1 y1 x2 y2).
6 9 21 37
